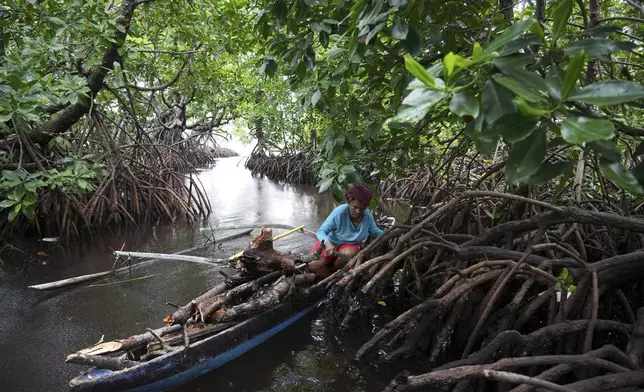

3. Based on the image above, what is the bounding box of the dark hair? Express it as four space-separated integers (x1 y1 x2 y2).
345 185 373 204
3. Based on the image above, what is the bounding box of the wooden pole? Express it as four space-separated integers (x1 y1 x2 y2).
113 252 221 264
28 229 253 291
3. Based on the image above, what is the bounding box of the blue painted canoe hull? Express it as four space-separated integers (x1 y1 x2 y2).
69 295 323 392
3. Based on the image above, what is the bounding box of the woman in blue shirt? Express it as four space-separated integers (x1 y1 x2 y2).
308 185 384 277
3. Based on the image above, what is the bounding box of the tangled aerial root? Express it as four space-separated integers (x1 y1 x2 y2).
244 147 316 185
319 186 644 392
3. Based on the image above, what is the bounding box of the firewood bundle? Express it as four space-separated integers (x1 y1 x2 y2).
66 228 316 370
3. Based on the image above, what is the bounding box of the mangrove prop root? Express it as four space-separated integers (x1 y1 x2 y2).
627 307 644 368
320 187 644 392
244 148 316 185
386 346 634 391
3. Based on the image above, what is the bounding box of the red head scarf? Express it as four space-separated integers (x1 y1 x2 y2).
345 185 373 204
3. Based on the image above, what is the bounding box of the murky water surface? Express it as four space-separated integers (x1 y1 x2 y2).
0 157 402 392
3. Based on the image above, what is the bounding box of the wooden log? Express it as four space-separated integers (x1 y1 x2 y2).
65 353 139 370
192 274 252 303
234 226 301 274
119 324 182 351
228 225 309 259
113 251 221 264
165 300 197 326
250 227 274 251
213 273 316 322
146 322 237 351
627 306 644 367
29 271 114 291
198 271 282 322
237 248 300 274
74 323 184 356
30 230 253 291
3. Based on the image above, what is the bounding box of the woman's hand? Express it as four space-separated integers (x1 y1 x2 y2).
324 241 336 256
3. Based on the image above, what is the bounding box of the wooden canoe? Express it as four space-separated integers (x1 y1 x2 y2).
68 288 325 392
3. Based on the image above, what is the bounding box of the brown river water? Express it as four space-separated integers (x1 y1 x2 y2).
0 157 407 392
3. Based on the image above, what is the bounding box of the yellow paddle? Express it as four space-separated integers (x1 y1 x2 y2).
228 225 306 260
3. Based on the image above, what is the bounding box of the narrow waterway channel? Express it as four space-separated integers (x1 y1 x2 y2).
0 157 402 392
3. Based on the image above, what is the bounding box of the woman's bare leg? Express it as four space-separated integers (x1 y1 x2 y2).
332 247 359 271
307 259 333 278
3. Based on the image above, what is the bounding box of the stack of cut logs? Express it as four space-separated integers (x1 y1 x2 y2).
66 228 316 370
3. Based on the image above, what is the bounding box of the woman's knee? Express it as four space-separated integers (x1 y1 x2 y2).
338 246 359 258
307 259 332 278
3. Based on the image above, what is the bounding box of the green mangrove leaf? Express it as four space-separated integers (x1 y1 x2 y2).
552 0 573 41
392 89 445 124
493 74 546 103
513 97 550 117
599 161 644 195
486 19 535 53
589 140 621 162
563 38 637 58
561 50 586 100
449 91 480 118
491 113 539 143
403 54 436 88
546 65 564 101
464 119 498 157
392 17 408 40
402 26 422 56
492 54 535 72
481 80 516 126
568 81 644 105
505 129 546 184
561 117 615 144
525 161 573 184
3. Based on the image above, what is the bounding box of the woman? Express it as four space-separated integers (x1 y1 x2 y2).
308 184 385 278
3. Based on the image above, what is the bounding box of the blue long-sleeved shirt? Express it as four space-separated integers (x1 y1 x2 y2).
316 204 384 245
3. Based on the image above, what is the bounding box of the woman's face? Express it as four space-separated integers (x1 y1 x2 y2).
348 199 368 220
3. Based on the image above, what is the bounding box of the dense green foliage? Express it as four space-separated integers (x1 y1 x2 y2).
0 0 259 237
1 0 643 237
253 0 644 202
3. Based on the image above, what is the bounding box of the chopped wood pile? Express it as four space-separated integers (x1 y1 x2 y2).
65 228 317 371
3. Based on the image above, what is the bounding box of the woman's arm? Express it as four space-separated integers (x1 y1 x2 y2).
317 207 341 243
366 211 385 239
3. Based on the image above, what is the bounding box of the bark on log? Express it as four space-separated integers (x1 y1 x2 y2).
166 300 196 326
236 227 301 274
197 271 282 322
146 322 237 351
238 248 300 274
250 227 274 251
563 370 644 392
192 275 252 304
212 274 316 322
119 324 183 352
65 354 139 370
